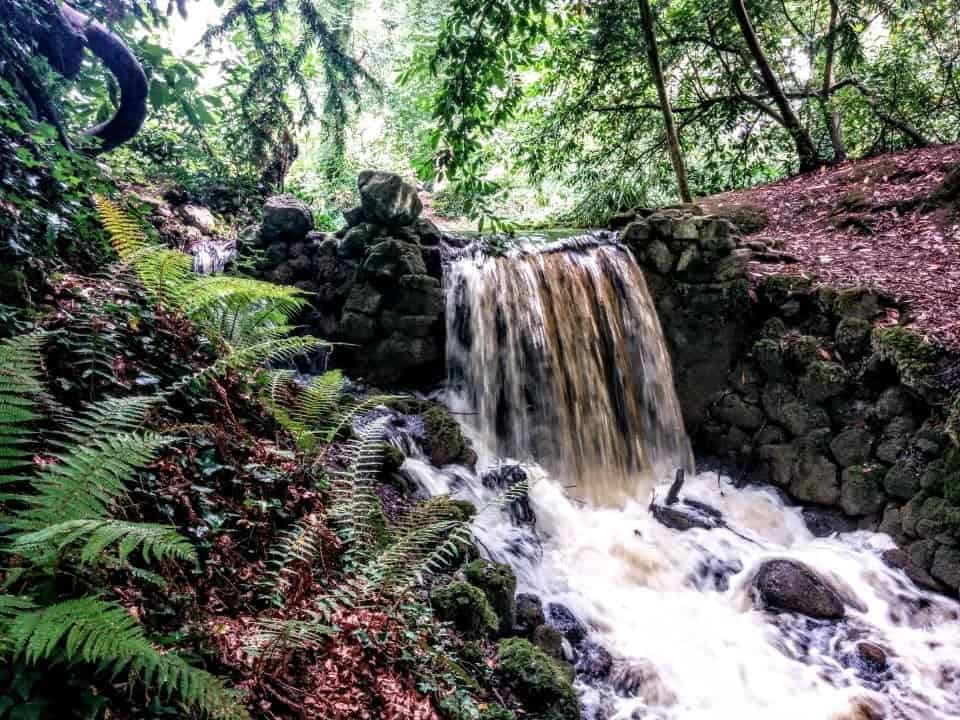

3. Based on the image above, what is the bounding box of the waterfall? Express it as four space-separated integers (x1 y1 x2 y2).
391 233 960 720
445 237 693 505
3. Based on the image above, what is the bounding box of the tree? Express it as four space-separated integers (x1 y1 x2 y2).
4 0 150 154
638 0 691 202
730 0 823 172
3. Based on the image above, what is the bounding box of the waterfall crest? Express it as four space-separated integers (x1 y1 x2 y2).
446 238 693 504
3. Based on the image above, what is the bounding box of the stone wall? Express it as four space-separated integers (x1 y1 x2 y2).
617 209 752 433
622 209 960 596
245 174 457 387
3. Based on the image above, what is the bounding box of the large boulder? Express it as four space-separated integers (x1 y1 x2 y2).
261 194 314 242
753 558 845 619
358 170 423 226
496 638 580 720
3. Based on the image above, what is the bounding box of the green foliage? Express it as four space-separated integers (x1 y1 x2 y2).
496 638 578 720
1 598 245 720
0 333 246 719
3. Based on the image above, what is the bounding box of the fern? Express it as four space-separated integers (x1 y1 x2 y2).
0 333 46 473
243 616 336 661
1 597 247 720
260 513 331 605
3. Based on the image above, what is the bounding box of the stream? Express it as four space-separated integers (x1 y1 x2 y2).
402 235 960 719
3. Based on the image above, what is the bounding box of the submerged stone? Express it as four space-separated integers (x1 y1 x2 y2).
754 558 845 619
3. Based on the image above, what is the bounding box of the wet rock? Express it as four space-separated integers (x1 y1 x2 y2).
754 559 846 619
262 194 313 242
178 204 216 234
881 548 943 591
481 464 535 525
759 444 798 487
790 452 839 506
358 170 422 226
693 555 743 591
430 581 499 639
906 538 938 571
644 240 674 274
855 642 888 673
930 545 960 591
464 558 517 635
532 624 567 662
575 641 613 681
830 428 874 468
546 602 588 646
515 593 546 637
339 222 381 258
610 659 677 705
840 465 886 516
496 638 580 720
803 506 857 537
651 500 723 532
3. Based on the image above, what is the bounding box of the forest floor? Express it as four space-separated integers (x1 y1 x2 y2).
700 144 960 351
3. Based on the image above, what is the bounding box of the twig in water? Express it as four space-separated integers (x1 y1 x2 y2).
665 468 685 505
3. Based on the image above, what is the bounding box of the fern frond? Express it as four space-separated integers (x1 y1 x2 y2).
180 336 331 391
243 616 335 660
6 597 248 719
0 333 46 473
260 513 330 605
54 395 160 446
10 432 173 532
9 518 195 568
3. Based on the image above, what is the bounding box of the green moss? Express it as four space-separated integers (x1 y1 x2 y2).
496 638 579 720
390 399 471 466
758 275 813 308
465 559 517 634
430 581 499 639
833 287 880 320
871 326 942 393
835 317 872 358
799 361 848 403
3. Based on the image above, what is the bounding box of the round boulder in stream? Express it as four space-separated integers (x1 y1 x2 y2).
753 559 846 620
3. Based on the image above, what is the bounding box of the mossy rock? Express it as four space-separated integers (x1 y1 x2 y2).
757 275 814 309
943 449 960 506
947 394 960 448
381 443 406 474
430 581 499 639
871 327 943 398
496 638 580 720
392 399 473 467
833 288 880 321
835 317 872 359
799 361 849 403
464 559 517 635
712 202 769 234
753 339 790 381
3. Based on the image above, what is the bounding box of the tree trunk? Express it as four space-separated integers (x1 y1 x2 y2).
821 0 846 162
930 164 960 206
730 0 823 172
638 0 692 203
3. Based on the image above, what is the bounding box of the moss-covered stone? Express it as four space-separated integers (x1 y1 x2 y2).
422 403 471 466
833 288 880 320
840 465 886 516
430 581 499 639
871 326 942 396
835 317 872 359
829 428 874 467
753 339 790 381
884 459 925 501
464 558 517 635
381 443 406 474
943 449 960 505
800 361 849 403
496 638 580 720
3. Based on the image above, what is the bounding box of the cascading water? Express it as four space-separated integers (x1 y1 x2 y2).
397 233 960 720
445 237 693 505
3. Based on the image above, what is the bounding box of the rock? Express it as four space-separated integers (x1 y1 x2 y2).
481 464 535 525
338 311 377 342
873 387 914 424
651 500 723 531
876 417 916 463
754 340 790 381
835 317 872 359
515 593 546 637
855 642 887 673
609 659 677 705
464 559 517 636
759 444 798 487
931 545 960 591
378 312 439 338
343 282 383 316
496 638 580 720
357 170 422 226
262 195 314 242
363 239 426 278
711 392 764 430
906 538 938 571
761 384 829 437
421 245 443 279
833 288 881 321
575 641 613 681
884 459 924 500
830 428 874 467
430 581 499 638
754 559 846 619
803 506 857 537
342 205 364 227
339 222 381 259
712 202 769 234
790 438 840 505
840 465 886 516
413 217 443 246
675 244 701 272
395 274 443 315
416 401 471 467
799 361 848 403
621 220 651 245
178 204 216 234
263 241 288 267
532 624 567 662
881 548 943 591
645 240 674 274
546 603 588 646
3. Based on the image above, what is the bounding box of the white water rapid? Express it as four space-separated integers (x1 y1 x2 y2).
401 236 960 720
